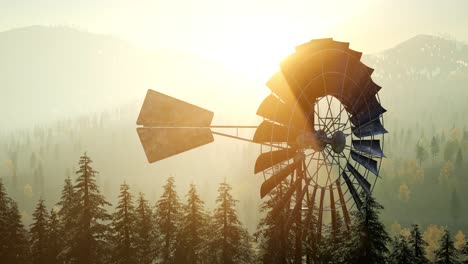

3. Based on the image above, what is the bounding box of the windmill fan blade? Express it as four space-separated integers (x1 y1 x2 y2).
137 90 214 127
260 158 302 198
137 128 213 163
254 148 297 174
350 97 386 127
341 171 363 209
346 162 371 195
351 80 382 109
350 151 379 176
257 94 312 129
352 140 384 157
266 71 295 104
253 121 300 143
352 118 387 138
257 94 290 125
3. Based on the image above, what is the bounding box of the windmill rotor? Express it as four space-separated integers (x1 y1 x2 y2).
136 38 387 250
253 38 386 241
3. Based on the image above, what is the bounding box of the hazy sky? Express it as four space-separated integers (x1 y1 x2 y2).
1 0 468 78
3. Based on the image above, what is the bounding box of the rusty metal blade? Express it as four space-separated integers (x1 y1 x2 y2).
253 120 301 143
341 171 362 210
254 148 297 174
352 118 387 138
266 71 295 104
257 94 312 129
260 158 303 198
350 151 379 177
352 139 384 158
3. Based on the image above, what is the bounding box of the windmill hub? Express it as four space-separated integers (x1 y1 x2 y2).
296 130 346 153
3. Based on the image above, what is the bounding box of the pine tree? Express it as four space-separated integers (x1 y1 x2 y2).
434 228 458 264
409 224 429 264
389 235 415 264
111 182 137 264
344 193 390 264
30 199 50 264
455 148 463 172
208 181 254 264
444 140 458 161
71 153 112 264
175 184 209 264
304 206 319 264
416 141 428 167
255 181 295 264
134 192 155 264
56 176 76 262
431 136 440 163
327 212 349 264
154 176 182 263
0 179 11 260
4 200 30 264
460 241 468 264
47 208 62 264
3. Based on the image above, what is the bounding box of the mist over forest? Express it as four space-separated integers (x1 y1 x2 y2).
1 26 468 260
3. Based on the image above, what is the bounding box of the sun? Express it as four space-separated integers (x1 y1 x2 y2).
187 13 321 82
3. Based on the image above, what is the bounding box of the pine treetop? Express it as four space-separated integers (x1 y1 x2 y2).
111 182 137 264
30 198 50 263
409 224 429 264
134 192 154 264
434 228 458 264
154 176 182 263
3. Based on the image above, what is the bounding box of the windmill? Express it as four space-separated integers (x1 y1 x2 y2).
136 38 386 257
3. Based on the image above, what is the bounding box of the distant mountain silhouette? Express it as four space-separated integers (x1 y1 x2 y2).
0 26 256 129
363 34 468 130
365 34 468 80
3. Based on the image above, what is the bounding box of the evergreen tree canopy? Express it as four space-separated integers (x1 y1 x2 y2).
389 235 415 264
345 193 390 264
431 135 440 160
154 176 182 263
409 224 429 264
47 208 62 264
209 181 253 264
134 192 155 264
111 182 137 264
56 176 76 262
175 184 209 264
460 242 468 264
416 141 428 166
255 181 295 264
30 198 50 264
4 201 30 264
455 148 463 170
0 179 11 260
71 153 112 264
434 228 458 264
